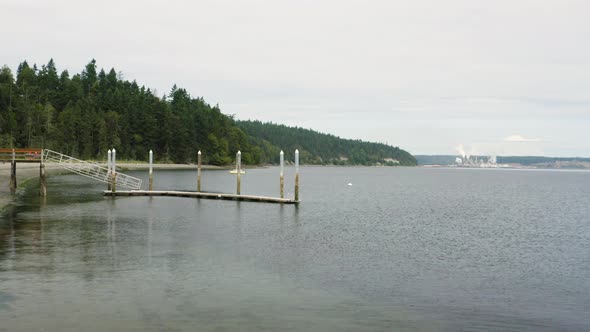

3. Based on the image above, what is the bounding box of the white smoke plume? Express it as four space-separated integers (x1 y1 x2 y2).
455 144 466 158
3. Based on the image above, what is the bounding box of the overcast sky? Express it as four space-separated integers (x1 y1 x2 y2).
2 0 589 156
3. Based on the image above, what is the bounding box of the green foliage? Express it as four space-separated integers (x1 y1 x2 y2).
0 59 259 165
0 59 416 166
237 120 417 166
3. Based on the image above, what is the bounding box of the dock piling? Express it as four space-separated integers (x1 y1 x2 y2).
295 149 299 202
9 149 16 193
107 149 112 191
111 148 117 193
39 157 47 196
149 150 153 191
280 150 284 198
236 151 241 195
197 150 202 192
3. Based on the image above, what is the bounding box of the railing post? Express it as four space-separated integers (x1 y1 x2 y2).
9 149 16 193
236 151 241 195
149 150 153 191
280 150 284 199
197 150 202 192
294 149 299 202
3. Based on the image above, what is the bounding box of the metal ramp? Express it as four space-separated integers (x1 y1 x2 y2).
42 149 142 190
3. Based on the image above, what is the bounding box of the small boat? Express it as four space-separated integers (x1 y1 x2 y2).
229 169 246 174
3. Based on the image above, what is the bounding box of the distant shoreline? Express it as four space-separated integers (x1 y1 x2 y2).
113 163 225 171
420 165 590 171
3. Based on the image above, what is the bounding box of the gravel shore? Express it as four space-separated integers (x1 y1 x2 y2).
0 162 229 211
0 163 52 211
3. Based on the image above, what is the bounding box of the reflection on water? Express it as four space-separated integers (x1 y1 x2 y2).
1 167 589 331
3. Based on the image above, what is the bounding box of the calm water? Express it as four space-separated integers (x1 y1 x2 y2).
1 167 589 331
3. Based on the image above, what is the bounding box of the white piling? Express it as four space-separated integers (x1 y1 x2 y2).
236 150 241 195
112 148 116 171
149 150 153 191
107 149 112 190
111 148 117 193
197 150 202 192
294 149 299 202
280 150 284 199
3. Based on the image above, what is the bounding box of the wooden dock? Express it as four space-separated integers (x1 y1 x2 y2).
1 147 301 204
103 190 299 204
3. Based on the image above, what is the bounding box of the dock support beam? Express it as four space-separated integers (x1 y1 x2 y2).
279 150 284 198
9 149 16 193
294 149 299 202
39 158 47 196
197 150 202 192
149 150 153 191
236 151 241 195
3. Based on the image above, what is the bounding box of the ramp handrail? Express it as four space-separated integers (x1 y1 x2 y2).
0 148 42 162
42 149 142 190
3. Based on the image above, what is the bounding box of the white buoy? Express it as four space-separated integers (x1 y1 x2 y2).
347 183 353 186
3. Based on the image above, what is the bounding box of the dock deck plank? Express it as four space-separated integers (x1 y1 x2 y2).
103 190 298 204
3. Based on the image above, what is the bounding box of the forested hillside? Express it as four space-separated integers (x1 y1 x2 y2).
0 59 264 164
238 121 417 166
0 59 415 166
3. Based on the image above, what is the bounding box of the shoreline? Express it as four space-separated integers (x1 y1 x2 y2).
0 162 257 213
0 163 53 213
114 163 226 171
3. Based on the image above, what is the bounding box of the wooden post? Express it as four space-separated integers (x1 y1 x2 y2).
279 150 284 199
197 150 202 192
39 156 47 196
149 150 153 191
236 150 241 195
111 148 116 193
294 149 299 202
107 149 112 191
9 149 16 193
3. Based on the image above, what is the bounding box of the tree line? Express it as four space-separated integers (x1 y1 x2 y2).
238 120 417 166
0 59 416 166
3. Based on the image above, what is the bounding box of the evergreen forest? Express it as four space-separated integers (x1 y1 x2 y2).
238 121 417 166
0 59 416 166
